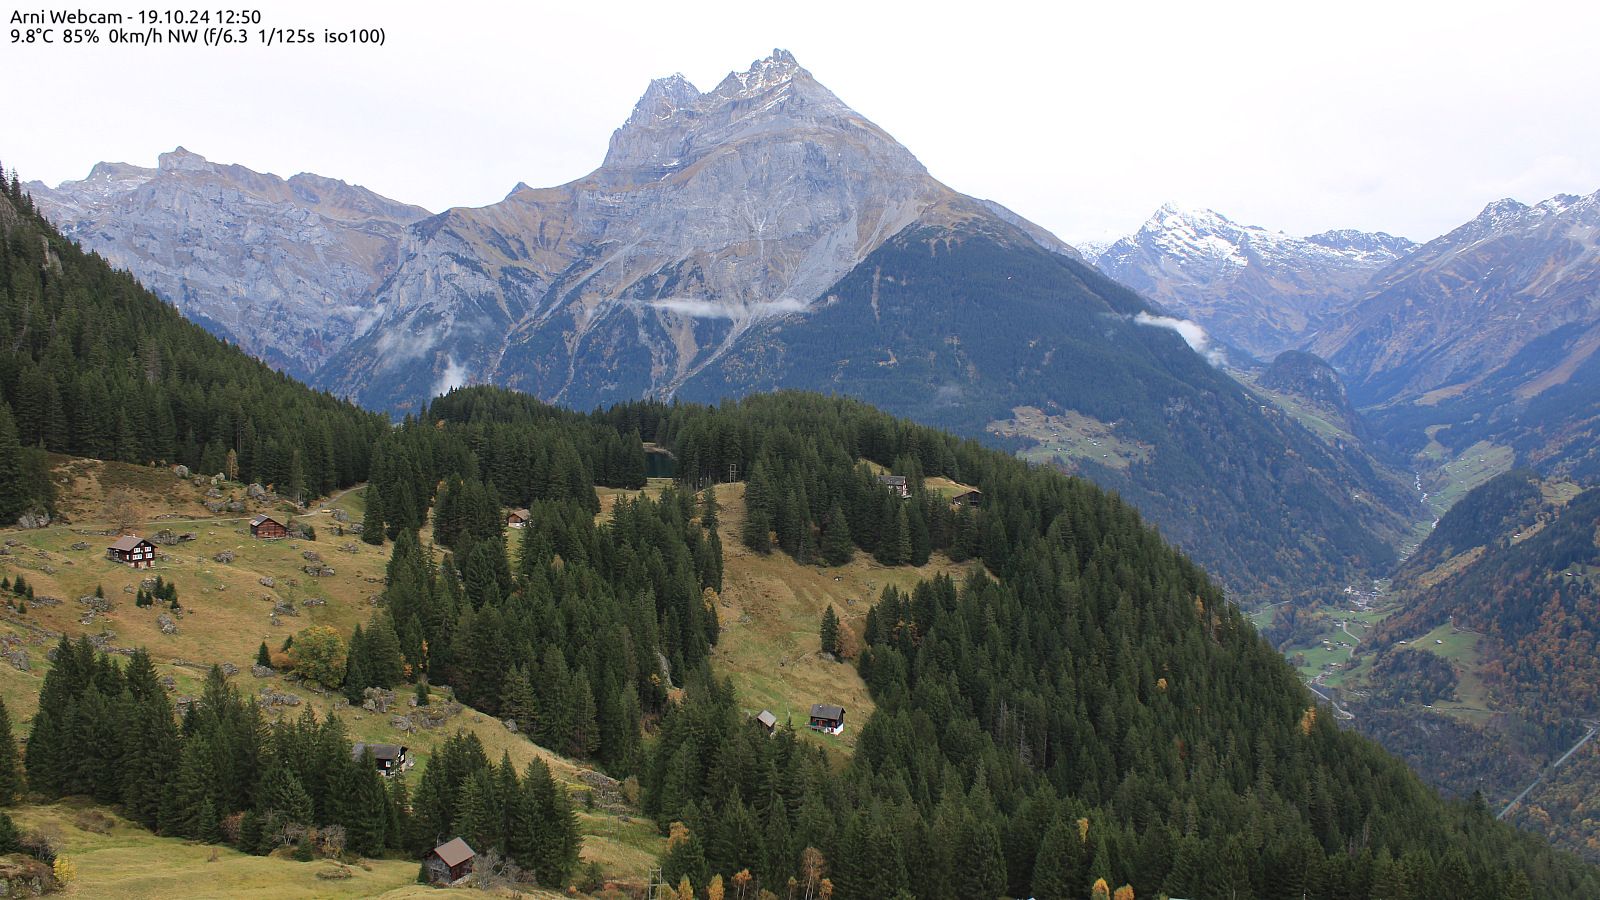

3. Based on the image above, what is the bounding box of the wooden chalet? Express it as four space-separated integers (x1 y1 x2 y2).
106 535 156 569
755 710 778 734
250 514 288 540
506 508 531 529
424 837 475 885
351 742 411 776
877 474 909 498
808 703 846 735
949 489 983 508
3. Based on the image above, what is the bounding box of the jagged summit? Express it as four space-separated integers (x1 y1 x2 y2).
712 47 805 97
604 49 862 177
622 73 701 130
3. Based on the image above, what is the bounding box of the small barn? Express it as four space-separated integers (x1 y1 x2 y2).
424 837 476 885
877 474 909 498
107 535 156 569
352 742 411 776
809 703 846 735
950 489 983 508
755 710 778 734
506 508 531 528
250 514 289 540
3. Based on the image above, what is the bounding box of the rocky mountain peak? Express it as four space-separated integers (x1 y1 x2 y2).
623 73 702 130
711 47 806 98
604 49 863 178
157 146 212 173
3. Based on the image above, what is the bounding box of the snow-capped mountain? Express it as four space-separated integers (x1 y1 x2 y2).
28 150 429 377
1092 205 1415 360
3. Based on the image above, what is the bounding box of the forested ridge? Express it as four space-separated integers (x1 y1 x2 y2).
0 169 387 522
1380 485 1600 737
375 387 1598 899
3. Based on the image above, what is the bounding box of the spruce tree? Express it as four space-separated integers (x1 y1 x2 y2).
334 752 388 856
162 735 217 838
343 650 370 706
821 503 854 566
0 698 19 805
258 759 314 827
365 611 406 687
361 485 385 546
120 692 179 829
0 403 28 524
568 673 600 759
741 463 773 552
819 606 840 657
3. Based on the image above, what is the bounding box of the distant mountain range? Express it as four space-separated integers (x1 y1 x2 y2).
1092 192 1600 482
28 151 429 377
24 49 1416 601
1090 205 1415 361
1314 192 1600 480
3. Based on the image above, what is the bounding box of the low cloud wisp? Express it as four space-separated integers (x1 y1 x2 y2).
1133 312 1225 365
649 296 810 320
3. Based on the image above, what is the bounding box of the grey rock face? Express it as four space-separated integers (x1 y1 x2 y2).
318 49 1076 411
29 150 429 377
1092 205 1416 360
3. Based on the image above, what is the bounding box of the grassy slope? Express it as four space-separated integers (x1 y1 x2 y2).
0 458 989 894
589 475 983 757
0 457 661 895
713 481 980 756
984 405 1151 471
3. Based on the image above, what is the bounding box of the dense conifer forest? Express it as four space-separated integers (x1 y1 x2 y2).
358 386 1599 898
21 638 581 882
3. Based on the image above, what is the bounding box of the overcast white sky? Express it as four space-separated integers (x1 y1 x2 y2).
8 0 1598 243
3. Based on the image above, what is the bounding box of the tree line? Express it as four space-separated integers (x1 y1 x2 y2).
22 636 580 885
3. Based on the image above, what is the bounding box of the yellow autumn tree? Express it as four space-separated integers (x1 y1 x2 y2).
667 821 691 849
53 856 77 886
677 875 695 900
708 873 725 900
1077 816 1091 843
1300 706 1318 736
1114 885 1135 900
818 877 834 899
1091 877 1111 900
731 869 754 900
